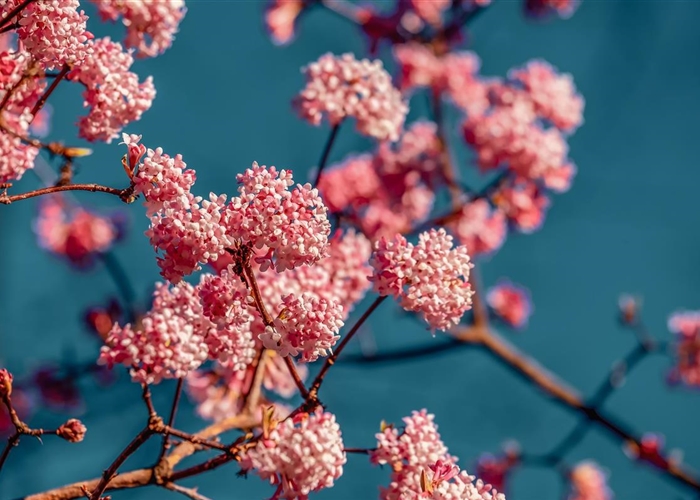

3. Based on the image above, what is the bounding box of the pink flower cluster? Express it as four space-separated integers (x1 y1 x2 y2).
227 162 331 272
261 293 344 361
13 0 92 70
69 38 156 142
296 52 408 141
448 199 507 258
186 355 306 421
318 121 442 239
370 229 473 332
90 0 186 58
568 461 612 500
34 195 118 268
240 409 346 499
493 178 551 233
100 280 256 384
56 418 87 443
525 0 580 19
265 0 306 46
409 0 450 26
486 280 532 329
667 311 700 387
371 410 504 500
394 43 490 117
0 112 39 183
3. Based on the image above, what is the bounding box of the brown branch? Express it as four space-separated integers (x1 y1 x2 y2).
313 123 341 187
283 356 310 399
30 64 70 120
0 183 133 205
241 348 267 413
163 483 213 500
157 378 185 462
308 295 387 399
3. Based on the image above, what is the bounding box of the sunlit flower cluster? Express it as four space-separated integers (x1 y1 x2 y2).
296 52 408 141
240 409 347 498
265 0 306 45
370 229 473 331
448 199 507 258
568 461 612 500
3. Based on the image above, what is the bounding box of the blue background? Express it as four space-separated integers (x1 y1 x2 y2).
2 0 700 498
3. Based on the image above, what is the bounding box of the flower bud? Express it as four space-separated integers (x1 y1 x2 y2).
57 418 87 443
0 369 13 398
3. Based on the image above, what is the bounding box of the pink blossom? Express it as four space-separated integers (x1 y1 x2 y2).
0 113 38 183
56 419 87 443
261 293 344 361
487 280 532 329
667 311 700 387
409 0 450 25
12 0 92 70
90 0 186 58
370 229 473 331
265 0 305 45
224 162 331 272
240 409 346 499
322 229 373 313
186 356 306 421
99 282 211 384
525 0 580 19
0 48 46 115
35 195 118 268
494 180 550 233
449 199 507 258
568 461 612 500
296 53 408 141
510 60 584 132
475 447 520 493
0 369 12 398
69 38 155 143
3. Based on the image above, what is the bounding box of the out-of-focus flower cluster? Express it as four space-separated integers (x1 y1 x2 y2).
371 410 504 499
487 280 532 329
568 461 612 500
667 311 700 388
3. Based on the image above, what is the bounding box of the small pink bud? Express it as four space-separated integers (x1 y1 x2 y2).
57 418 87 443
0 369 12 398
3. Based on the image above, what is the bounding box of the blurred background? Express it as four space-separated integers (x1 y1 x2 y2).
2 0 700 498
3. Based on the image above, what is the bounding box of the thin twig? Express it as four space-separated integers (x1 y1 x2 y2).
0 0 35 30
0 183 132 205
30 64 70 120
283 356 309 399
157 378 185 463
313 123 341 187
163 483 213 500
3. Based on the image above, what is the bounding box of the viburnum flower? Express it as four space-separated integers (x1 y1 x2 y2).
568 461 612 500
475 446 520 493
493 179 550 233
32 366 82 411
0 369 12 398
260 293 344 361
13 0 92 70
34 195 119 268
90 0 186 58
240 409 346 499
56 419 87 443
409 0 450 25
295 53 408 141
510 60 584 132
487 280 533 329
224 162 331 272
524 0 580 19
372 410 504 500
667 311 700 387
0 113 39 183
0 49 46 114
370 229 473 331
449 199 507 258
69 38 155 142
99 283 210 384
265 0 306 45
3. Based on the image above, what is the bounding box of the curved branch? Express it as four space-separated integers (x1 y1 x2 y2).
1 184 133 205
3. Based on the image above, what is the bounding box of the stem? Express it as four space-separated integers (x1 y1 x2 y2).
313 123 341 187
88 427 153 500
160 426 228 453
241 349 267 413
0 183 131 205
163 483 213 500
142 384 156 417
0 0 35 30
30 64 70 120
0 433 20 474
283 356 309 398
157 378 185 463
308 296 387 398
242 261 273 326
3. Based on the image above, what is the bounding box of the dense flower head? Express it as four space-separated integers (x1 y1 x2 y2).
261 293 344 361
225 162 331 272
69 38 155 142
34 195 118 267
493 179 550 233
12 0 92 70
0 369 12 398
510 60 584 132
90 0 186 58
667 311 700 387
99 282 210 384
568 461 612 500
486 280 532 329
265 0 305 45
56 418 87 443
449 199 507 258
409 0 450 25
296 52 408 141
240 409 346 499
186 355 306 421
0 49 46 114
0 112 39 183
370 229 473 331
372 411 504 500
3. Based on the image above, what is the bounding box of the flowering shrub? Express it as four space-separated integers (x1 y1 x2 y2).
0 1 697 499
